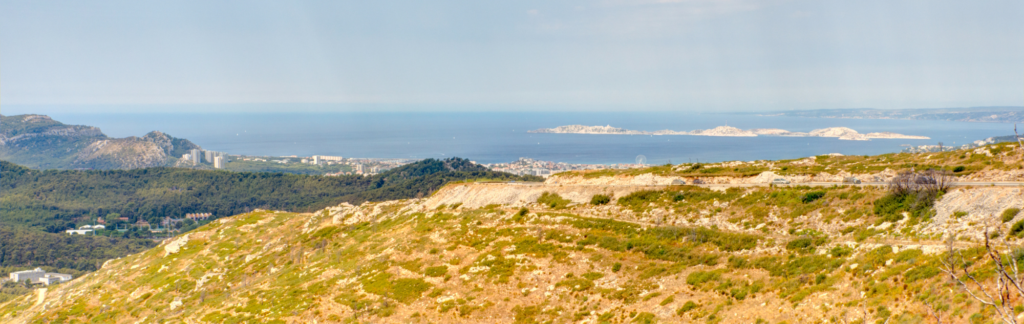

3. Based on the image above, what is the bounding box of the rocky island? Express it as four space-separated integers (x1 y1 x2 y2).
529 125 929 140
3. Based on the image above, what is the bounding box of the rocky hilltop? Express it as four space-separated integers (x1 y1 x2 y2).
0 114 200 169
530 124 929 140
4 145 1024 323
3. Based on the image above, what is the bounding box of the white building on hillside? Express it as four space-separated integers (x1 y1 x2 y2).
8 268 73 285
65 229 92 235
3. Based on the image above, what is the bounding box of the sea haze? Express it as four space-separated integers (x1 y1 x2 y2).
51 112 1011 165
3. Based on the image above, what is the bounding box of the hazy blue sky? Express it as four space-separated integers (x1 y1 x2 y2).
2 0 1022 113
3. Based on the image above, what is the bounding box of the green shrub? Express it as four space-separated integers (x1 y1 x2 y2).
590 194 612 205
512 208 529 222
537 192 571 209
612 262 622 272
801 191 826 203
1010 220 1024 238
686 270 721 286
556 277 595 292
953 166 966 173
677 301 698 314
1003 208 1021 223
904 265 940 283
391 278 432 304
361 273 432 304
785 237 826 254
424 265 448 277
617 190 664 211
582 272 605 281
632 312 656 324
829 246 853 258
873 192 939 222
659 295 675 306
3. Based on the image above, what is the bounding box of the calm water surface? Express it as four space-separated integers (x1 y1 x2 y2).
50 112 1011 165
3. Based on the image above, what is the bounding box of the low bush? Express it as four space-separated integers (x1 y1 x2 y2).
873 191 938 222
785 237 827 254
537 192 571 209
801 191 826 203
1003 208 1021 223
677 301 699 315
617 190 664 211
590 194 611 205
424 265 448 277
686 270 721 286
1010 220 1024 238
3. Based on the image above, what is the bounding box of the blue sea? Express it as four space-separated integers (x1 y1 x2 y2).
48 112 1012 165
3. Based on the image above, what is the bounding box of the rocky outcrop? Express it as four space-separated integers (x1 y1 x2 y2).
72 138 173 169
923 187 1024 240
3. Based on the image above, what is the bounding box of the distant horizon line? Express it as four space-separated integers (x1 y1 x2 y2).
3 104 1021 116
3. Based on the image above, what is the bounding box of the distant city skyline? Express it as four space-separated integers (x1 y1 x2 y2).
2 1 1022 113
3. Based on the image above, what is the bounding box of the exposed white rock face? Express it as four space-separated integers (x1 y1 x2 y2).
163 234 190 256
925 187 1024 240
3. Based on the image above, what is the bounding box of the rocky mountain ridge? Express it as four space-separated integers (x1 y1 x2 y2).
0 114 201 170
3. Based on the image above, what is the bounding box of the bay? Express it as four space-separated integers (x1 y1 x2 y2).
50 112 1011 165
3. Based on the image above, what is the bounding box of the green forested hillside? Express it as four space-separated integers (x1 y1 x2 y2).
0 158 539 233
0 226 155 274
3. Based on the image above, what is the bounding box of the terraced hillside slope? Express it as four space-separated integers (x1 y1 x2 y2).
4 172 1024 322
0 114 200 169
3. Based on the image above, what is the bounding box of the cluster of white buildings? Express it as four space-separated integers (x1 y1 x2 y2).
183 149 233 169
484 157 638 178
8 268 72 286
65 224 106 235
182 149 230 169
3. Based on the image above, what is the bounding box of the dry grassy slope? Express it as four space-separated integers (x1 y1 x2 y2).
3 178 1023 323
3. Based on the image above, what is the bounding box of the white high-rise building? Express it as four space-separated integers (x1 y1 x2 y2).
213 156 224 169
204 151 214 163
190 149 201 165
313 156 320 165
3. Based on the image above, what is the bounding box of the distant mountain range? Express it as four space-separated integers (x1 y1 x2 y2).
762 106 1024 123
0 114 201 170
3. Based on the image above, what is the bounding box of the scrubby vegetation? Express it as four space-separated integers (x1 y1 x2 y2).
565 142 1023 180
5 141 1023 323
590 194 611 205
536 192 571 209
